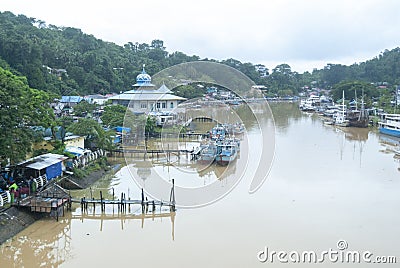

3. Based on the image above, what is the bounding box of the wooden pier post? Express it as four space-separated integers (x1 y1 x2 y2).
100 191 104 213
169 179 176 212
141 188 145 214
120 192 124 213
56 201 59 222
124 193 126 212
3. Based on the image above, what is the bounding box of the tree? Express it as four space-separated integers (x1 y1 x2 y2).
173 84 205 99
67 118 113 150
73 100 97 117
266 64 298 93
145 116 157 135
100 104 127 128
330 81 378 104
150 39 165 50
0 67 55 165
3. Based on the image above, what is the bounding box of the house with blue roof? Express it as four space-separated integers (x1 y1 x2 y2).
60 96 84 107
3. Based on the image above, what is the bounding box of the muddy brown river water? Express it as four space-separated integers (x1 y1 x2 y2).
1 102 399 267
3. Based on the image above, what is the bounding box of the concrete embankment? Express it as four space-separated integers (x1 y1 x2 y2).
0 207 42 245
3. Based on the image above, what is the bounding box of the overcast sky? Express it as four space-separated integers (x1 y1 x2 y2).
2 0 400 73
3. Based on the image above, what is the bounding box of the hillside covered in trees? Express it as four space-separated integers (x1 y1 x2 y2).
1 11 400 97
1 10 400 165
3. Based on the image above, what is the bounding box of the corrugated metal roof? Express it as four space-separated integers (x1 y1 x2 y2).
61 96 83 103
109 84 184 101
21 153 68 170
110 93 186 101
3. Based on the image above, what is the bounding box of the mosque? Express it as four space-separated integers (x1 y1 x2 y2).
109 66 186 113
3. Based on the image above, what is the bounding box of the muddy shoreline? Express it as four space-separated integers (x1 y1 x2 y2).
0 163 119 246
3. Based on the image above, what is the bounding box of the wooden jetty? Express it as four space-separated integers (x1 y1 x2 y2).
112 147 202 161
179 132 209 139
192 116 216 123
71 179 176 214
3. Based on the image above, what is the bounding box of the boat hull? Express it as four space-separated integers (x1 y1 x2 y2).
216 156 230 166
379 127 400 138
198 155 216 164
348 120 369 128
216 154 237 166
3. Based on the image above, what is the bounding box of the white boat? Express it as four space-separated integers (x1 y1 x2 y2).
299 95 320 111
334 91 349 127
323 105 340 117
379 113 400 138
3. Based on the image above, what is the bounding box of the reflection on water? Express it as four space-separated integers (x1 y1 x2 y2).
378 134 400 172
379 134 400 154
1 102 400 268
0 218 72 268
72 210 176 239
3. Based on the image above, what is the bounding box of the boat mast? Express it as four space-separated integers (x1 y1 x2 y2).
359 89 365 120
354 88 358 111
342 90 345 117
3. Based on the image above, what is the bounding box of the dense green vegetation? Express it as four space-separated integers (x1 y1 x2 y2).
72 100 97 117
100 104 127 128
66 118 114 150
0 11 200 95
0 67 54 165
1 10 400 166
1 11 400 99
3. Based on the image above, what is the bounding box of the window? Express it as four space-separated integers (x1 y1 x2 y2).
170 102 174 108
162 102 166 109
141 102 147 109
156 102 161 109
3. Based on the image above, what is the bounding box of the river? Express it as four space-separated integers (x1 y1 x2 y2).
1 102 399 267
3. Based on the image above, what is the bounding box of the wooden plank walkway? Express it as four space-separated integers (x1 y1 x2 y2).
114 148 194 154
71 198 174 207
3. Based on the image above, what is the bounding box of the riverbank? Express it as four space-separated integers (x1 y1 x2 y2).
0 207 44 245
60 157 122 189
0 159 121 246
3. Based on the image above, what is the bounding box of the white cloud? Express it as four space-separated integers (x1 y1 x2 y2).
2 0 400 73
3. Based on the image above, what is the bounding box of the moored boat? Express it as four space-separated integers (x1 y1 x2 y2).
299 95 320 111
347 93 369 128
198 143 219 164
210 125 227 141
216 142 238 166
379 113 400 138
334 91 349 127
347 109 369 128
